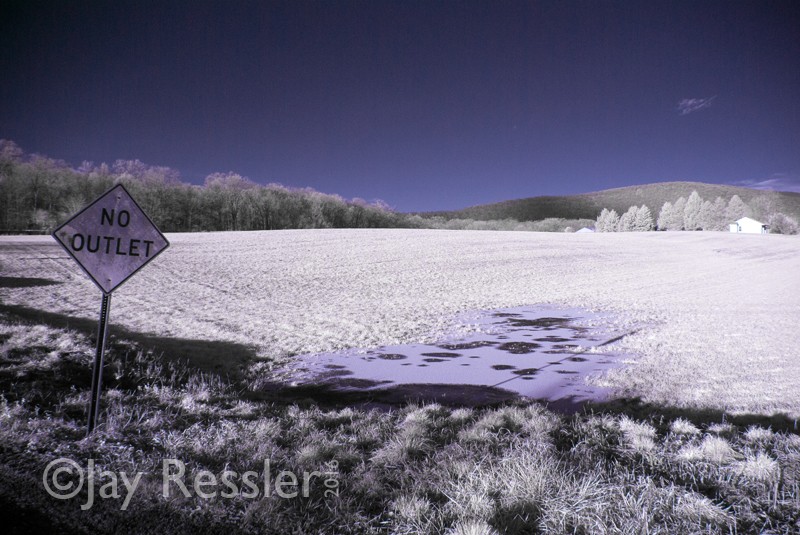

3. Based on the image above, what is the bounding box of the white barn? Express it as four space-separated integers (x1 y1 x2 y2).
576 227 594 233
729 217 769 234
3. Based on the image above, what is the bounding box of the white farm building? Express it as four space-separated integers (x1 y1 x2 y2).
729 217 769 234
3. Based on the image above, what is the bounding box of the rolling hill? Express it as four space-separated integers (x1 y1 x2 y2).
423 182 800 222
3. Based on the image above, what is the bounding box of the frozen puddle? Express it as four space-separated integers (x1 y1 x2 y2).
287 305 634 411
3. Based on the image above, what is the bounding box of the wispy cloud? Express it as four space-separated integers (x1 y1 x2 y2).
677 96 717 115
733 174 800 193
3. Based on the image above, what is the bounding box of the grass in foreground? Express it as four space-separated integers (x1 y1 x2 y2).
1 312 799 534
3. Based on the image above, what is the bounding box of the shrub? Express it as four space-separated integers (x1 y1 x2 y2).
768 213 799 234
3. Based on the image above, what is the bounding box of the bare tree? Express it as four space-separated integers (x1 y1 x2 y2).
203 172 256 230
0 139 24 175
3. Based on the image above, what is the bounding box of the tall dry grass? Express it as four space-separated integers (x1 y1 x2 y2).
1 313 799 534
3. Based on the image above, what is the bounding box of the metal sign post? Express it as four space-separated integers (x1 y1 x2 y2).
88 293 111 435
52 184 169 435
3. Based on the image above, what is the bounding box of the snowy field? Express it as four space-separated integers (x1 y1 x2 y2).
1 229 799 417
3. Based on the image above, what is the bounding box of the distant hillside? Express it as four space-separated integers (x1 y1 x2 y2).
423 182 800 222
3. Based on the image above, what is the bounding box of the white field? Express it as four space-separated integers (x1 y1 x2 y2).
1 230 799 417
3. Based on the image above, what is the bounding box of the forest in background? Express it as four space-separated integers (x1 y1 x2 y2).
428 180 800 226
1 139 796 234
594 191 799 234
0 140 594 234
0 140 413 233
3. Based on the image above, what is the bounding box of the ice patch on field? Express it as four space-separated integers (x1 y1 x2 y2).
287 304 635 411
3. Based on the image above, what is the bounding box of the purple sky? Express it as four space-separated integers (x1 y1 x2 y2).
1 0 799 211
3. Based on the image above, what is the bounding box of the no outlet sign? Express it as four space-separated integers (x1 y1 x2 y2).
52 183 169 434
53 184 169 294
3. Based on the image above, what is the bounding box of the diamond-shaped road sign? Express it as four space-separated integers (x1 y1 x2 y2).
52 184 169 294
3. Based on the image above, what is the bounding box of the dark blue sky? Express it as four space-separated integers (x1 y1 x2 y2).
2 0 799 211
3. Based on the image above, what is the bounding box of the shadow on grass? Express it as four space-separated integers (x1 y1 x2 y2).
0 277 62 288
250 380 523 410
253 376 800 433
579 397 800 435
0 494 89 535
0 303 256 381
2 303 798 433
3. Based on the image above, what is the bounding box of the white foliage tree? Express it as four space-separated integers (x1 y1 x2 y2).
768 213 799 234
633 205 653 231
668 197 686 230
726 195 750 222
683 191 703 230
711 197 728 230
697 200 714 230
749 194 777 221
607 209 620 232
656 202 673 230
595 208 620 232
595 209 608 231
617 206 638 232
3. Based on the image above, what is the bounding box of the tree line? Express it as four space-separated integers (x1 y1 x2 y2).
0 140 411 233
407 215 595 232
595 191 798 234
0 139 599 234
5 140 796 235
